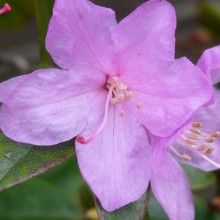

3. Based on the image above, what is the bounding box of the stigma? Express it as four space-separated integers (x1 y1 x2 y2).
76 76 142 144
0 3 11 15
169 121 220 168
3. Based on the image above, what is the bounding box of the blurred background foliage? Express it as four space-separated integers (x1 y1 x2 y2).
0 0 220 219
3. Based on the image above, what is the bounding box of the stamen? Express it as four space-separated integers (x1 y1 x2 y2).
211 131 220 138
0 3 11 15
201 155 220 169
169 145 192 162
204 147 214 155
136 102 142 109
171 120 220 168
187 133 200 140
205 137 215 143
181 135 197 145
185 138 197 145
190 128 202 135
76 76 141 144
182 154 192 162
197 144 209 151
192 122 203 128
76 86 113 144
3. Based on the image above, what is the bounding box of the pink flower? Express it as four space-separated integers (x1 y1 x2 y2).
150 46 220 220
0 3 11 15
0 0 213 211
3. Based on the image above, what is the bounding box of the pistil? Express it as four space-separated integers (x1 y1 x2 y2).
76 86 113 144
0 3 11 15
76 76 142 144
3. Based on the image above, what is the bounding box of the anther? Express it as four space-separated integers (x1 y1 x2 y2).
192 122 203 128
197 144 209 151
211 131 220 138
205 137 215 143
190 128 202 135
0 3 11 15
182 154 192 162
119 84 127 90
125 91 133 100
185 139 197 145
204 147 214 155
187 133 199 140
136 102 142 109
169 145 192 162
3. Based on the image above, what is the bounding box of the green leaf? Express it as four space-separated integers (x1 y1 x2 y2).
0 156 85 219
183 165 217 191
0 132 74 191
199 3 220 38
0 0 34 29
94 191 149 220
79 183 96 210
147 193 168 220
39 155 84 199
194 195 212 220
0 178 82 220
34 0 54 67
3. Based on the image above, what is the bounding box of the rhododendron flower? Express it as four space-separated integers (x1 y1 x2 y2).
0 3 11 15
0 0 213 211
150 46 220 220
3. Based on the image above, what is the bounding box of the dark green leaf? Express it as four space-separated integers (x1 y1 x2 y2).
34 0 54 67
147 193 168 220
199 2 220 38
0 0 34 29
95 191 149 220
0 132 74 191
183 165 217 191
195 195 212 220
0 179 82 220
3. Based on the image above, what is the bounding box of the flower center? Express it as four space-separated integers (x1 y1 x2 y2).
106 76 133 103
0 3 11 15
76 76 142 144
169 121 220 168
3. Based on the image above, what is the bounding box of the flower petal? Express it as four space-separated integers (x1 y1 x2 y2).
151 146 194 220
0 69 106 145
112 0 176 73
124 58 213 137
197 46 220 84
46 0 117 73
76 106 151 211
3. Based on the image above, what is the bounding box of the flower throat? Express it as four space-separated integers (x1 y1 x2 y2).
76 76 142 144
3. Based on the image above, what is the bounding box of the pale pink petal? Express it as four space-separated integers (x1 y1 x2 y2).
0 69 106 145
124 58 213 137
46 0 117 73
76 106 151 211
197 46 220 84
112 0 176 73
151 146 194 220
